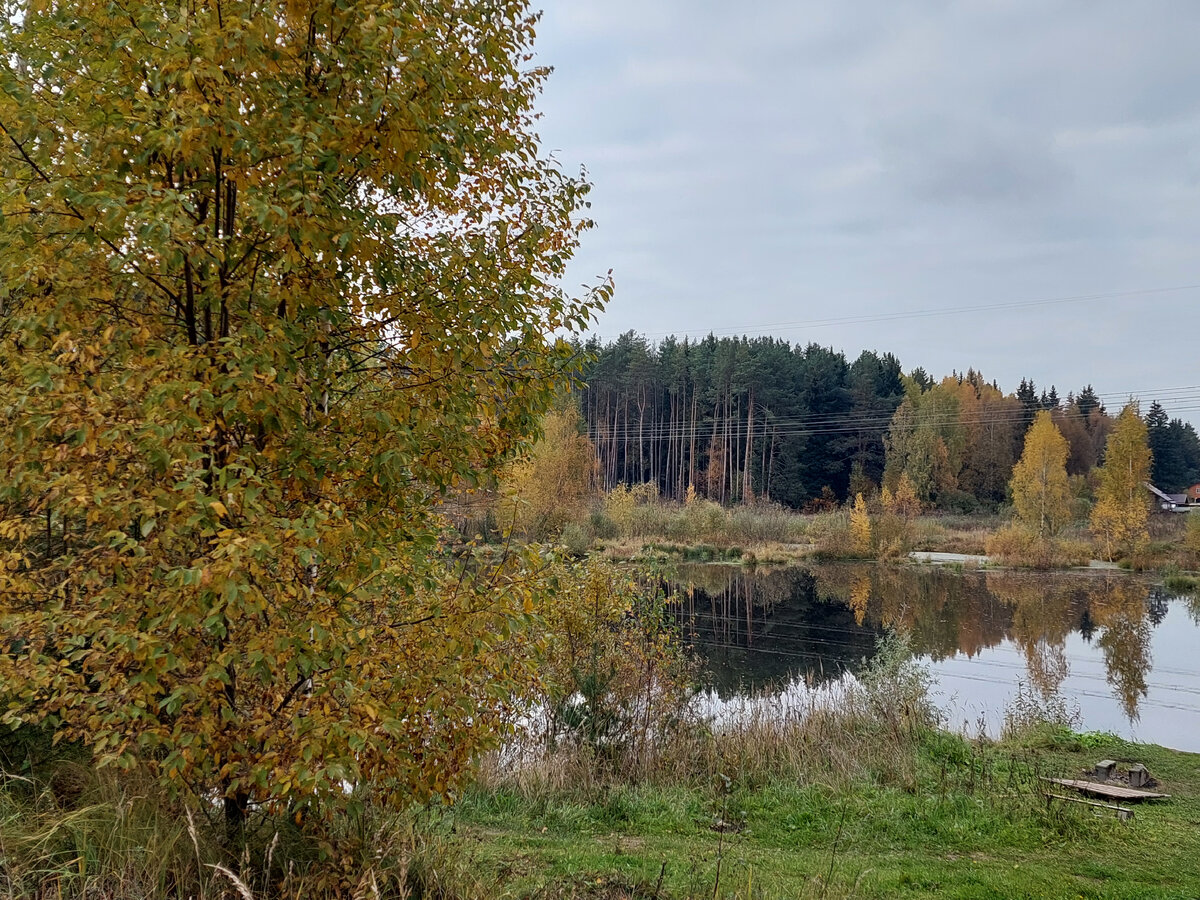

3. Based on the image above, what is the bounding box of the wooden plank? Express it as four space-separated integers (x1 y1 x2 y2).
1044 793 1134 821
1043 778 1169 801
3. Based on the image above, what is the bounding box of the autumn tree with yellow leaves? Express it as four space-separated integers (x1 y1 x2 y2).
850 492 872 555
1091 403 1153 561
1009 411 1072 539
502 405 600 540
0 0 610 837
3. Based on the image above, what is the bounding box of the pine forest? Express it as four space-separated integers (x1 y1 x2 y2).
577 332 1200 510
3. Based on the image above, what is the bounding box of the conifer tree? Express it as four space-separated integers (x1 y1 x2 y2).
1017 378 1040 430
1076 385 1102 418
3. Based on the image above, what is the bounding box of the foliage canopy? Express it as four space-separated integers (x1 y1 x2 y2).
502 405 599 541
0 0 608 824
1010 410 1071 539
1090 403 1152 561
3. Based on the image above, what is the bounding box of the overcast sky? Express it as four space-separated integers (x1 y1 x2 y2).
531 1 1200 423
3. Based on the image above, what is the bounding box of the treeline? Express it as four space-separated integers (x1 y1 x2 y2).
577 332 1200 511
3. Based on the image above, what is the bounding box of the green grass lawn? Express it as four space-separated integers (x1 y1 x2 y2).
441 732 1200 898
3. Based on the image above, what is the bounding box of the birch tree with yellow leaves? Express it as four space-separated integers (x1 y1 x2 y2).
1091 403 1153 561
0 0 609 836
1009 410 1072 539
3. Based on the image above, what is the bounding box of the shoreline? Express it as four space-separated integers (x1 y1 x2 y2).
598 536 1191 576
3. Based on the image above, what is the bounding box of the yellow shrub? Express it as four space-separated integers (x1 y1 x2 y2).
1187 514 1200 554
850 493 872 555
985 526 1089 568
604 484 636 536
502 406 598 540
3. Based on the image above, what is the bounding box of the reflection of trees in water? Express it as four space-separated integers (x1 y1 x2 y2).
813 564 1012 661
1185 592 1200 626
986 573 1081 700
1146 588 1170 626
849 575 870 626
878 567 1004 661
1087 578 1151 721
664 565 880 696
668 564 1169 722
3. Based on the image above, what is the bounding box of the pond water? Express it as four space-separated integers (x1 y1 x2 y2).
664 563 1200 751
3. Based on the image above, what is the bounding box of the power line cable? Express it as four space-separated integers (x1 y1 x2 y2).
583 393 1200 442
599 283 1200 341
686 638 1200 716
580 384 1200 440
930 669 1200 716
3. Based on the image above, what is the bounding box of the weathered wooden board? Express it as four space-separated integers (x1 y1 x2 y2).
1044 777 1169 801
1044 792 1134 821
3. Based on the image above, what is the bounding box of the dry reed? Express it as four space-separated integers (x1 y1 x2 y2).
477 635 937 800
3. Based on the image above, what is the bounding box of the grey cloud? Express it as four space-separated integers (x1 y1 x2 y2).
879 116 1071 204
533 1 1200 422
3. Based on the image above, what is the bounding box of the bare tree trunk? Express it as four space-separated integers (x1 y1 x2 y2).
766 426 777 501
705 408 715 504
637 386 646 483
624 393 633 487
759 410 769 498
608 396 619 490
743 389 755 504
689 386 698 493
725 393 734 503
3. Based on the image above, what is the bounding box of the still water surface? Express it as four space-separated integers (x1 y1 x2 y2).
666 563 1200 751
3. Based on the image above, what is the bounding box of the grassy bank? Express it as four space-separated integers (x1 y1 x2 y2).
436 643 1200 898
579 499 1006 566
4 741 1198 899
447 729 1200 899
7 641 1199 898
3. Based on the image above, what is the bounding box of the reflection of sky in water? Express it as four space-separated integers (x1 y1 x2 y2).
932 602 1200 750
693 676 858 729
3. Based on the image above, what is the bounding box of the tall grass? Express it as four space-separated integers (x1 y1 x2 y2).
984 525 1092 569
583 490 1018 565
0 768 211 899
477 635 939 800
629 497 811 546
0 763 479 899
461 634 1105 899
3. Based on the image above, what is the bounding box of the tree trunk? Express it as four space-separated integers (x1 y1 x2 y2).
743 389 754 504
689 386 698 493
224 790 250 847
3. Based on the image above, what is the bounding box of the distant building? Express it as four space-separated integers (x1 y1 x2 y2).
1144 482 1200 511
